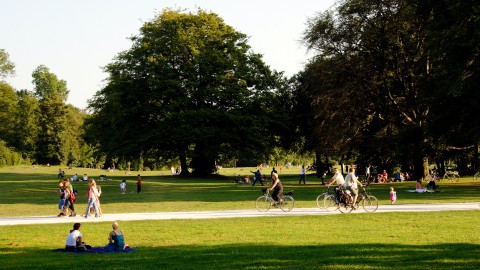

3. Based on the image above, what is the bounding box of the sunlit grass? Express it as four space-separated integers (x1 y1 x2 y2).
0 166 479 269
0 211 479 269
0 165 479 216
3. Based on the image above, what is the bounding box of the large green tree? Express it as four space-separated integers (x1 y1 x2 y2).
425 0 480 173
300 0 442 177
12 90 39 160
0 50 17 148
88 9 286 176
299 0 480 177
32 65 69 165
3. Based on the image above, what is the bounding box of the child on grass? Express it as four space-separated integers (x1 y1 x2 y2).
390 187 397 204
120 180 126 194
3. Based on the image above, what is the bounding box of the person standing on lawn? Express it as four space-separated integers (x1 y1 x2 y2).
136 174 142 193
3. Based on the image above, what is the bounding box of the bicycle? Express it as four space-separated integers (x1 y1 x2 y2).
323 187 378 213
357 188 379 212
473 171 480 182
316 188 332 209
323 186 353 213
255 188 294 212
442 171 460 182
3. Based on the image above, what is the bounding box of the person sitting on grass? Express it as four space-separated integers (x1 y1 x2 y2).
104 221 127 252
65 223 90 252
426 180 439 192
415 179 427 193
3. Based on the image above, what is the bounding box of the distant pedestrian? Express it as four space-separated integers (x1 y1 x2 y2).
299 165 306 184
365 164 371 185
390 187 397 204
120 180 126 194
136 174 142 193
271 167 277 177
251 169 263 186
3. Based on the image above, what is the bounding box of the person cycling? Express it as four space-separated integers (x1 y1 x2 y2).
326 168 345 201
345 167 363 207
266 172 283 205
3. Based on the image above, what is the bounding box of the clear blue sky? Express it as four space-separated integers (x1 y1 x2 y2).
1 0 335 109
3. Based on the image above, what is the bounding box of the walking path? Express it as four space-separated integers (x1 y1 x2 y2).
0 202 478 226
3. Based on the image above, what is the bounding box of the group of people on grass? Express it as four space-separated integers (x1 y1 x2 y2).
57 178 102 218
57 174 143 217
118 174 142 194
65 221 128 252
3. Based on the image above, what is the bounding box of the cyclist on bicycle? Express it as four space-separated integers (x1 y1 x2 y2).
345 167 363 207
266 172 283 205
326 168 345 201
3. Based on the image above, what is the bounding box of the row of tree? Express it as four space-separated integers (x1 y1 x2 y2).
1 1 478 177
0 58 96 167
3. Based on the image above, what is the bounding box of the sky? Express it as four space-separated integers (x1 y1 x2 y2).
1 0 336 110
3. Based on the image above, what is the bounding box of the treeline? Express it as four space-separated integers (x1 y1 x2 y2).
1 0 479 177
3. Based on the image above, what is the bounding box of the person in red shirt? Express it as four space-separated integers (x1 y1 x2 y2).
379 170 388 183
136 174 142 193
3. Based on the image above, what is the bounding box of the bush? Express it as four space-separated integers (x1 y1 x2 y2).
0 140 24 167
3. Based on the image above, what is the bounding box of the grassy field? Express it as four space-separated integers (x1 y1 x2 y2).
0 166 479 269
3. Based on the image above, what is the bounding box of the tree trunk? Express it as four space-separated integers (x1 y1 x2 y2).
179 153 189 176
190 143 216 176
473 143 479 173
422 157 429 178
413 156 429 180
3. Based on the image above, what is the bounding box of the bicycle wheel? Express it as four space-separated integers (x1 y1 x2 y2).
362 196 379 212
256 195 273 212
280 196 294 212
452 174 459 182
338 201 353 213
316 193 327 209
324 195 338 212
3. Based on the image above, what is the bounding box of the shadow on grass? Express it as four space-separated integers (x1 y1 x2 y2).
0 243 479 269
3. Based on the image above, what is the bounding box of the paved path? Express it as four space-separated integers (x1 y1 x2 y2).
0 202 478 226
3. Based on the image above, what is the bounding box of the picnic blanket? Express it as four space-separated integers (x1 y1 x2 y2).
53 246 137 254
407 189 434 193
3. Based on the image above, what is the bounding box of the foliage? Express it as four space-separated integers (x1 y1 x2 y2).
0 140 23 167
297 0 480 176
0 82 18 146
0 49 15 79
12 90 39 160
87 9 288 176
31 65 69 102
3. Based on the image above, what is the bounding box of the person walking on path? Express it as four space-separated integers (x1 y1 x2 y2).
299 165 306 184
84 179 100 218
136 174 142 193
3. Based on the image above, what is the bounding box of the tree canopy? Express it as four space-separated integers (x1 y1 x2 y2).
87 9 288 176
297 0 480 176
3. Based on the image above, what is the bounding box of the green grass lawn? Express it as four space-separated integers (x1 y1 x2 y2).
0 166 479 269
